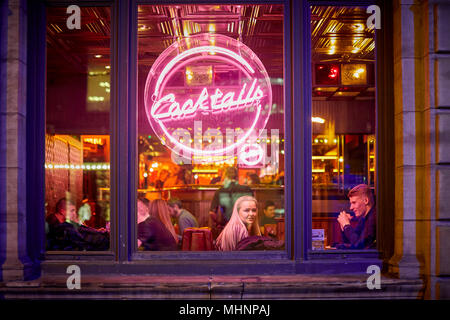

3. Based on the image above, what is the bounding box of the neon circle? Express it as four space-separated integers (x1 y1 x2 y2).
144 33 272 159
240 144 264 166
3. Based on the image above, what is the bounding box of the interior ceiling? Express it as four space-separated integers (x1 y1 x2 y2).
46 5 375 100
311 6 375 101
46 7 111 75
311 6 375 63
137 4 284 76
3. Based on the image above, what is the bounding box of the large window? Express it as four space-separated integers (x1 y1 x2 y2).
40 2 379 259
45 7 111 251
136 4 285 252
310 6 377 251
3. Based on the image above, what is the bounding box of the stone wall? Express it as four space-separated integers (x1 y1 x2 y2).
390 0 450 299
0 0 31 281
431 0 450 300
0 0 447 299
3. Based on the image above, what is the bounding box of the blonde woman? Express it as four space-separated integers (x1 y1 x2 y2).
215 196 261 251
137 198 178 251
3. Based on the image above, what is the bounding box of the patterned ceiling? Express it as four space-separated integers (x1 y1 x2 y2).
136 4 284 76
46 5 375 100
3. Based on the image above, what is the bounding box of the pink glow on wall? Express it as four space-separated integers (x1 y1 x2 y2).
144 33 272 161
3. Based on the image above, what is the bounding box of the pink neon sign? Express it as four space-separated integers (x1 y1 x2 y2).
144 34 272 160
151 79 264 121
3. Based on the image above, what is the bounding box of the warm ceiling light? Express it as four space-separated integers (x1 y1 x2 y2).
312 117 325 124
316 87 338 92
328 46 336 55
88 96 105 102
353 23 364 32
342 64 367 85
352 67 365 78
105 65 110 69
94 55 102 58
185 67 195 81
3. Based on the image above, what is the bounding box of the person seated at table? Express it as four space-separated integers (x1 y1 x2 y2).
137 198 178 251
167 198 199 241
336 184 376 249
215 195 261 251
46 198 109 251
259 200 278 237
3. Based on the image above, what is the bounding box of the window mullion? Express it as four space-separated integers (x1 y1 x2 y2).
111 0 133 261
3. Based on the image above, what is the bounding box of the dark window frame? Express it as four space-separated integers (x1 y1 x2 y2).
306 0 381 259
25 0 393 275
130 0 291 263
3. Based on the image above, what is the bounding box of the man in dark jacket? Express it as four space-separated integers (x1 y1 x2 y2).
336 184 376 249
46 198 109 251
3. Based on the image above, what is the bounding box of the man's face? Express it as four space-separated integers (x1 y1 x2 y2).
168 205 178 217
68 205 77 221
264 206 276 218
349 196 368 218
61 204 77 222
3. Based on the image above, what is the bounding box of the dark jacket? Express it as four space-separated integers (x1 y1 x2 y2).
137 216 177 251
46 221 109 251
340 206 376 249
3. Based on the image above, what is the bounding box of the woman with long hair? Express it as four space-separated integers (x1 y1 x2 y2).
148 199 179 244
215 195 261 251
137 198 178 251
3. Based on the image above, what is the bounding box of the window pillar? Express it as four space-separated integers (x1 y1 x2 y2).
0 0 33 281
388 0 423 279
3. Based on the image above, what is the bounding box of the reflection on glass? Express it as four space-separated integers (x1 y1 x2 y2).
137 4 285 251
311 6 377 250
45 7 111 251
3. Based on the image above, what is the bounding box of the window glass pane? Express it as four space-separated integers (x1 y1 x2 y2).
45 7 111 251
137 4 285 251
310 6 377 250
